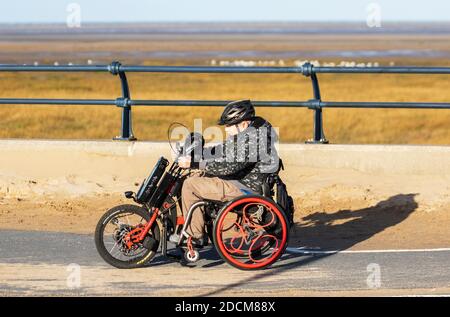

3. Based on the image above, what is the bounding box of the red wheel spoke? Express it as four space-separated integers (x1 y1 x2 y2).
223 222 246 254
249 235 279 263
216 197 288 270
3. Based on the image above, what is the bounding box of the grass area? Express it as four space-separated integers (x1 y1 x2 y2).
0 60 449 144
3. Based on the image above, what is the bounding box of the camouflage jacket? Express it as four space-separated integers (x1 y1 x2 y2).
198 116 280 194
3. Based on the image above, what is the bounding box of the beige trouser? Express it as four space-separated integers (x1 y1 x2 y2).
181 175 244 238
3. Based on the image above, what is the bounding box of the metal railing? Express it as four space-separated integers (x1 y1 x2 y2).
1 60 450 143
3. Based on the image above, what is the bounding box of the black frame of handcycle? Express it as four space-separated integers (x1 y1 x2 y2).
127 157 224 262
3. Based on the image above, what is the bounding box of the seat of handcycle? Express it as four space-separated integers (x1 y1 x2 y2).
202 198 226 205
202 188 262 205
201 189 259 217
202 168 282 208
202 158 284 209
201 189 271 213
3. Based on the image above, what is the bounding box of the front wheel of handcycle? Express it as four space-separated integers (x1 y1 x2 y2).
213 195 289 270
95 204 160 269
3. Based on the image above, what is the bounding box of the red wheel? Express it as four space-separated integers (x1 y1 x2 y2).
213 195 289 270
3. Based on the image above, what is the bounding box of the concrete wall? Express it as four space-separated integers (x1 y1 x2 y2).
281 143 450 175
1 139 449 197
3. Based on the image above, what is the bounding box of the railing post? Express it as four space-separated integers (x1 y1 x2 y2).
302 62 328 144
109 61 136 141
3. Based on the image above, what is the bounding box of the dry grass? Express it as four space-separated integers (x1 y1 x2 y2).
0 59 449 144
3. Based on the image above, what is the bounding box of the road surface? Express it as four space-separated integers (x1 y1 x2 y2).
1 230 449 296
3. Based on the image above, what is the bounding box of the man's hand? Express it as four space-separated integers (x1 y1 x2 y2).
177 156 191 169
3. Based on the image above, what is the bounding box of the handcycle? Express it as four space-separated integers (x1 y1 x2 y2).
94 133 294 270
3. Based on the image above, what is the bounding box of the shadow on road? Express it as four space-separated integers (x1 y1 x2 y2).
200 193 419 296
290 193 419 250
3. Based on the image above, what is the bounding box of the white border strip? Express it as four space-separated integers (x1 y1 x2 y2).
286 247 450 255
394 295 450 297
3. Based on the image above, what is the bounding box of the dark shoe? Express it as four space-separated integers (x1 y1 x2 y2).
190 235 208 247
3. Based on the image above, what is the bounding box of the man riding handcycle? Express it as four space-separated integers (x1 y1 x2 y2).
95 100 295 270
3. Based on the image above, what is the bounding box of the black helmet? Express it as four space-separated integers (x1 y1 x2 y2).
218 99 255 126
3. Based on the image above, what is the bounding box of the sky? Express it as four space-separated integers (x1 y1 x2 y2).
0 0 449 23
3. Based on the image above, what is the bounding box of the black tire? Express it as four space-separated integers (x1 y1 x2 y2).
95 204 160 269
206 223 214 244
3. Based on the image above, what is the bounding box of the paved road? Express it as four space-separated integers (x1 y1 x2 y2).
1 230 449 296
